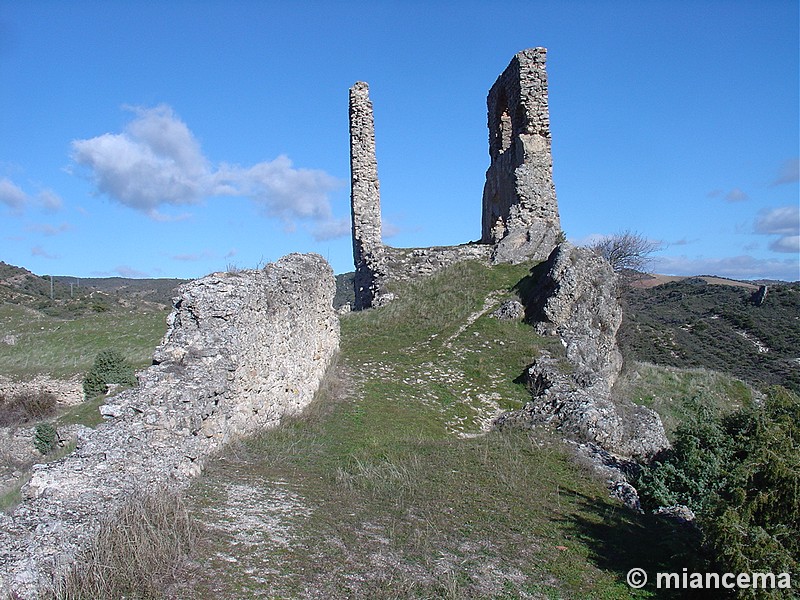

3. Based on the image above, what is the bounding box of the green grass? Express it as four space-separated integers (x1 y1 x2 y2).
178 261 700 599
0 303 167 379
615 362 755 439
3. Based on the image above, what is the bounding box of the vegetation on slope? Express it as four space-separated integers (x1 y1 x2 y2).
635 386 799 596
619 279 800 393
0 262 171 379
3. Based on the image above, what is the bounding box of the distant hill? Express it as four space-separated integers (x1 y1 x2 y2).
54 275 187 307
619 278 800 393
0 261 186 317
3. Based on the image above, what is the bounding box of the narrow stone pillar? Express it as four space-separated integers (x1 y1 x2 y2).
349 81 386 309
481 48 561 264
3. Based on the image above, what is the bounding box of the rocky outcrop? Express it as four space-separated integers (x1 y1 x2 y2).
0 253 340 599
495 243 668 460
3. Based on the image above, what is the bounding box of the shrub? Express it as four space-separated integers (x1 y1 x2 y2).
82 349 137 400
636 387 799 586
34 423 58 455
53 491 198 599
0 390 57 427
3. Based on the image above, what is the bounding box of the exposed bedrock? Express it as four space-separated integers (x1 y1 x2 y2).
495 243 669 461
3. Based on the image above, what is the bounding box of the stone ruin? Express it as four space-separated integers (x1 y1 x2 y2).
350 47 561 309
350 49 669 503
0 253 339 598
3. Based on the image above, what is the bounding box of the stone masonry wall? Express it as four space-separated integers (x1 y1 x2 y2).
0 253 340 599
481 48 561 264
349 82 389 309
349 48 564 309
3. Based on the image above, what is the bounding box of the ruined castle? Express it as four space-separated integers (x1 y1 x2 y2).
350 48 562 309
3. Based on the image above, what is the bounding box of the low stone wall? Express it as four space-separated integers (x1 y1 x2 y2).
0 375 83 407
384 243 493 285
0 253 340 599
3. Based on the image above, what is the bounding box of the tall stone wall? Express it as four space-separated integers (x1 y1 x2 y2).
0 253 340 599
348 48 564 309
349 82 389 309
481 47 561 264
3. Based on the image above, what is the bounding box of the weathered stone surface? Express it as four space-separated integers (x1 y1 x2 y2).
495 243 669 460
349 81 389 310
527 242 623 389
384 244 492 283
490 299 525 321
482 48 561 264
0 253 339 599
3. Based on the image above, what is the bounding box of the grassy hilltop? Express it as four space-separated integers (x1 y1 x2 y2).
2 260 797 598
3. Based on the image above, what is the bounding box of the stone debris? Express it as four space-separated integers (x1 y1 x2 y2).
490 299 525 321
0 253 339 599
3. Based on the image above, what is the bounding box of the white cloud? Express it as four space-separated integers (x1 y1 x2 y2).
769 235 800 253
754 205 799 236
31 245 59 259
114 265 149 278
754 205 799 253
653 254 799 281
382 218 401 239
37 189 63 212
71 105 342 225
772 158 799 186
171 251 213 262
1 177 65 214
28 222 72 236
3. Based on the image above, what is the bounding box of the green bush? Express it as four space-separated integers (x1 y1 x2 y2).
636 387 800 589
34 423 58 455
82 349 137 400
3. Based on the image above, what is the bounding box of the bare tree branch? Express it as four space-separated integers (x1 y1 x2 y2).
588 230 663 276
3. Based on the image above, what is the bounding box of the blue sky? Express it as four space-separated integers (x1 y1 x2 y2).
1 0 798 280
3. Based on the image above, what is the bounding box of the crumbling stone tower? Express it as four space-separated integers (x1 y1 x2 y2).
349 81 387 310
481 48 561 264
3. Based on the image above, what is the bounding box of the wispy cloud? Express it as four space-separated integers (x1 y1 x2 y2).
31 245 59 259
114 265 149 278
724 188 749 202
312 217 351 241
754 205 799 253
772 158 799 186
669 237 698 247
653 254 799 281
707 188 750 202
0 178 28 212
0 178 63 213
28 222 72 236
171 251 213 262
71 105 343 226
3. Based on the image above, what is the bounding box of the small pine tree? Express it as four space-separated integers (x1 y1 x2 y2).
34 423 58 455
82 349 137 400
